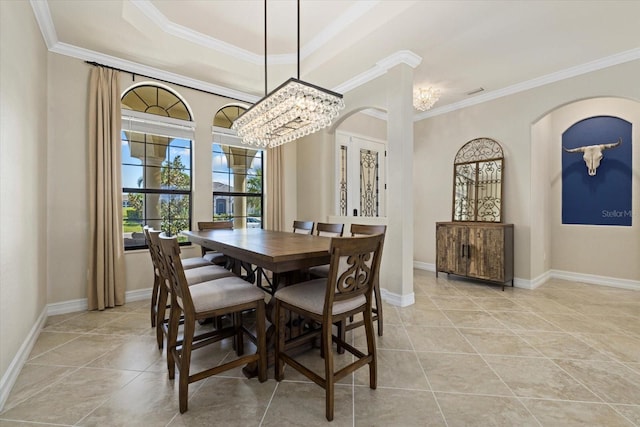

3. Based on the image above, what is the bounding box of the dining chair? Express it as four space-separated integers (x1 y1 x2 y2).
197 221 233 265
347 224 387 337
274 233 384 421
145 228 236 350
145 226 217 328
159 234 267 413
307 223 344 278
293 220 315 235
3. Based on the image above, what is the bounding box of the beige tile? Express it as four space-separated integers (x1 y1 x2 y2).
510 296 577 313
611 404 640 425
355 388 446 426
522 399 635 427
260 381 353 426
378 301 402 325
0 368 139 425
1 364 75 411
353 323 413 350
28 334 128 367
168 377 277 426
354 349 429 390
451 283 505 297
575 333 640 363
516 330 612 361
87 335 163 371
471 297 528 312
484 355 600 401
27 331 82 360
554 359 640 405
490 311 561 331
542 313 627 334
43 310 127 333
399 307 453 327
90 312 152 335
436 393 539 427
409 294 440 310
459 328 542 357
418 352 512 395
443 310 507 329
79 371 182 426
429 295 480 310
405 326 475 353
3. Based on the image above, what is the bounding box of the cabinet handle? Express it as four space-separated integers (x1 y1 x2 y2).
461 243 466 258
467 244 471 259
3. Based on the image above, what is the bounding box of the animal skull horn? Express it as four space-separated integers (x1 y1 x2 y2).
563 137 622 176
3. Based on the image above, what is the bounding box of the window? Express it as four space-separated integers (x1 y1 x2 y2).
121 84 194 249
212 106 263 229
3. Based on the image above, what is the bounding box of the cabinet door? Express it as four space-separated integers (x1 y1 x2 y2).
467 226 504 281
436 224 468 276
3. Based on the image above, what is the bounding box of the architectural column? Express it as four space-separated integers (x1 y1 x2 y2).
385 63 415 306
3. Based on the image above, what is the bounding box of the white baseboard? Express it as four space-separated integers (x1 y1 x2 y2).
412 261 639 292
47 288 152 316
549 269 640 291
380 288 415 307
0 307 47 412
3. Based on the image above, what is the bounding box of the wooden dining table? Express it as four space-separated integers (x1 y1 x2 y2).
182 228 332 294
182 228 333 377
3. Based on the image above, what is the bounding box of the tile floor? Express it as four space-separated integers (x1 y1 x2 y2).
1 270 639 426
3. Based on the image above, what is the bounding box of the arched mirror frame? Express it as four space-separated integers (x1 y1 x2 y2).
452 137 504 222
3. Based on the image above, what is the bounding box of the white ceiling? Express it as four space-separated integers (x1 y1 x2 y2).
34 0 640 115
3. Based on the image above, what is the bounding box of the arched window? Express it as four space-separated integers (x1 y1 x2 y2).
121 84 195 249
212 106 263 230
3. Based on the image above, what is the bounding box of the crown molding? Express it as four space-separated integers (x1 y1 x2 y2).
130 0 380 66
51 42 260 103
334 50 422 94
130 0 262 65
29 0 57 49
414 47 640 121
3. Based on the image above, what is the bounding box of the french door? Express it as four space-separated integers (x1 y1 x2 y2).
335 131 386 217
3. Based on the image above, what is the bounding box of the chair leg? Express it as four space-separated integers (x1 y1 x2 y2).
256 301 267 383
179 314 195 414
274 300 285 381
374 281 383 336
363 304 377 390
234 312 244 356
150 274 160 327
156 285 169 350
167 302 181 380
336 321 345 354
323 321 335 422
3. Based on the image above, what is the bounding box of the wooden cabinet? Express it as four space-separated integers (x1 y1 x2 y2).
436 222 514 289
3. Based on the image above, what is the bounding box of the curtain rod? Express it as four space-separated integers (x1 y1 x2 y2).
85 61 249 104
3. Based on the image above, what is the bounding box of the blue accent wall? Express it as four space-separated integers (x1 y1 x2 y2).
562 116 632 226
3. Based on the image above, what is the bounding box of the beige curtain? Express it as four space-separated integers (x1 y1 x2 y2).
87 67 126 310
266 145 285 231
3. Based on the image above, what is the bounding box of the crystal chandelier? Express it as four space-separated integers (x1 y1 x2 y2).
413 87 441 111
232 0 345 148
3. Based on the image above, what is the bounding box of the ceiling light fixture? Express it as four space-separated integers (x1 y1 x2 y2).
413 86 441 111
232 0 345 148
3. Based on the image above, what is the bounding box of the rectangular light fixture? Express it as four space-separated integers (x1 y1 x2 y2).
232 77 344 148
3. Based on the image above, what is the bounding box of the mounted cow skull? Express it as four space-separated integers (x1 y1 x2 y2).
563 137 622 176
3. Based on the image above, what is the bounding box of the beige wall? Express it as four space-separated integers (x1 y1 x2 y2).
414 59 640 284
0 0 49 388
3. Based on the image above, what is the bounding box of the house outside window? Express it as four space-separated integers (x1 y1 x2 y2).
121 84 195 249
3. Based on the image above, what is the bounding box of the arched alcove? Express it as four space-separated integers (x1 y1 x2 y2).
530 97 640 285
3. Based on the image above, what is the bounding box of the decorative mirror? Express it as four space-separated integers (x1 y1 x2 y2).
452 138 504 222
